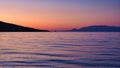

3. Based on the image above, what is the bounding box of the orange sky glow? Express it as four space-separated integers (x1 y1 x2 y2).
0 0 120 31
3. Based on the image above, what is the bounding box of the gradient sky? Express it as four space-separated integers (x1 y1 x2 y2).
0 0 120 30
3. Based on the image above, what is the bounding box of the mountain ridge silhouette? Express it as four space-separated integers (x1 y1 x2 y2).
67 25 120 32
0 21 49 32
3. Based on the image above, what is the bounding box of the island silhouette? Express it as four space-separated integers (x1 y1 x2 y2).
0 21 49 32
1 21 120 32
67 25 120 32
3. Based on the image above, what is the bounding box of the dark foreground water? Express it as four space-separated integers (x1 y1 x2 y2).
0 32 120 68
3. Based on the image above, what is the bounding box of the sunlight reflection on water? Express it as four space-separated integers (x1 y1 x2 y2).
0 32 120 68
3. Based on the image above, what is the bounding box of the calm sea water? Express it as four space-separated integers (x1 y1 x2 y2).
0 32 120 68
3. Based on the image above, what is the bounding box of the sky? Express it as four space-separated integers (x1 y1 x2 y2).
0 0 120 31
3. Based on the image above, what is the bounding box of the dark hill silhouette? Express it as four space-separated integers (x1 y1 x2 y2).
0 21 49 32
67 25 120 32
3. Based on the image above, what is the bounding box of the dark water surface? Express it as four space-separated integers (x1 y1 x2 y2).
0 32 120 68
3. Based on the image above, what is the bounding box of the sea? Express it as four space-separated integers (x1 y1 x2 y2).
0 32 120 68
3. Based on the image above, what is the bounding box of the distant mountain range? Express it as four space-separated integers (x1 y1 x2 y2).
1 21 120 32
0 21 49 32
66 25 120 32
